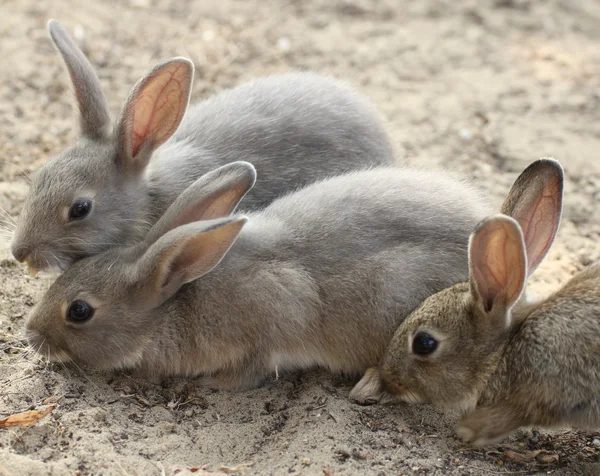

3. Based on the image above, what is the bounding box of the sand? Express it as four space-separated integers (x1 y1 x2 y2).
1 0 600 474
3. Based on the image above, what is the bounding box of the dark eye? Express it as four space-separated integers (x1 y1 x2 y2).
412 332 438 356
69 200 92 220
67 300 94 323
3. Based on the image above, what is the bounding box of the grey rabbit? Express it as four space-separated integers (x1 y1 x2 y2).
11 19 395 274
365 159 600 446
26 161 491 391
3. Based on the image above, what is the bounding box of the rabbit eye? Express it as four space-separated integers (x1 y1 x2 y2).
69 200 92 220
67 300 94 323
412 332 438 356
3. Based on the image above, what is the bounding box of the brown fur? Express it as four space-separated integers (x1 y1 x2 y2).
354 159 600 446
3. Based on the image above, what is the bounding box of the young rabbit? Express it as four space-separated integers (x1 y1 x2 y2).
349 157 564 405
11 20 395 274
373 159 600 446
25 161 492 391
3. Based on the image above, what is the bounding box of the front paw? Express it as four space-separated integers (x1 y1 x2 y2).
456 423 505 447
350 368 383 404
350 368 398 405
457 408 520 446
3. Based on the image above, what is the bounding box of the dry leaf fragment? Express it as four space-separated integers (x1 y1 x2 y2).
504 450 540 463
0 403 57 428
536 452 559 464
503 449 559 464
218 461 254 474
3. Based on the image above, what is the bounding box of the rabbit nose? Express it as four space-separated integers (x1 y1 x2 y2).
12 244 32 263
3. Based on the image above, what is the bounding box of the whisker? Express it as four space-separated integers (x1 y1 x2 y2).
407 388 419 404
0 207 17 227
0 160 33 184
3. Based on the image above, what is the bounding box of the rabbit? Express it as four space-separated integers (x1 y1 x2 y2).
369 159 600 446
11 19 396 275
349 157 564 405
25 161 493 391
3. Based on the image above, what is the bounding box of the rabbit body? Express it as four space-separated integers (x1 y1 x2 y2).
11 21 395 272
469 263 600 440
25 165 491 391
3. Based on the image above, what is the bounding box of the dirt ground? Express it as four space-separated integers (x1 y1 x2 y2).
1 0 600 474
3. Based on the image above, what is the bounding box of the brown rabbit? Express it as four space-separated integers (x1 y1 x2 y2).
374 160 600 445
350 158 565 406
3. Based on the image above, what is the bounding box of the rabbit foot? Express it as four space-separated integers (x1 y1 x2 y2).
457 406 523 446
350 368 398 405
350 368 383 404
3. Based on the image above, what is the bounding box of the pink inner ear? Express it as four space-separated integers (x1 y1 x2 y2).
471 219 526 312
131 62 189 158
514 184 560 273
472 228 508 310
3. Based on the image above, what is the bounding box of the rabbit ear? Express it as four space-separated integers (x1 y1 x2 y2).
468 215 527 322
144 161 256 246
137 216 247 304
116 58 194 173
48 20 111 139
501 158 563 276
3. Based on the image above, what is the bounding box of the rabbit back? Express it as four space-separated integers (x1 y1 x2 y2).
146 72 396 214
488 262 600 428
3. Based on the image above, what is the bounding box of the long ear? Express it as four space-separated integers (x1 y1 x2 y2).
468 215 527 323
138 216 247 303
501 158 563 276
144 161 256 245
48 20 111 138
115 57 194 172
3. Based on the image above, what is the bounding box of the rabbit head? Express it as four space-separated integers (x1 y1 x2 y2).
11 20 193 273
379 158 563 411
25 162 255 370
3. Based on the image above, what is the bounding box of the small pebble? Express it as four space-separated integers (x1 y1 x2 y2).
91 408 108 422
277 37 291 52
459 128 473 141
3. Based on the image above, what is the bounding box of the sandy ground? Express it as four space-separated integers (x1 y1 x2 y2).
1 0 600 474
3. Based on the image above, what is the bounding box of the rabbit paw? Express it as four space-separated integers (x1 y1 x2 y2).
350 368 398 405
457 406 522 446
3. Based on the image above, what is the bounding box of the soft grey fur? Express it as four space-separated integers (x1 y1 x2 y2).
11 20 395 271
26 162 492 391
